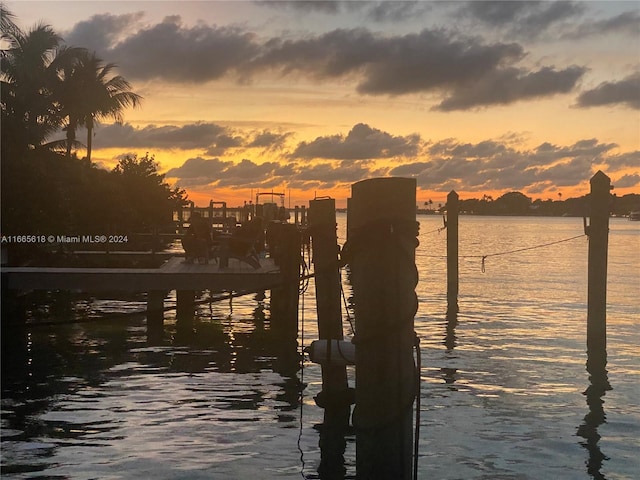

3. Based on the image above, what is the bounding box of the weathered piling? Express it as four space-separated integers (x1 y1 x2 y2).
446 190 459 314
176 289 195 338
347 177 419 480
147 290 165 343
268 223 301 341
587 171 611 371
1 272 26 324
308 198 351 428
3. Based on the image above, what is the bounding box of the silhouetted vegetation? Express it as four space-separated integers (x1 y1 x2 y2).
1 10 186 264
419 191 640 217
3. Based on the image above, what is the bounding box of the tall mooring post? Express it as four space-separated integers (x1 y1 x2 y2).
309 198 352 478
446 190 459 314
347 177 419 480
309 198 351 424
587 171 611 371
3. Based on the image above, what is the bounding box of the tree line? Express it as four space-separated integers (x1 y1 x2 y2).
1 7 186 262
419 191 640 217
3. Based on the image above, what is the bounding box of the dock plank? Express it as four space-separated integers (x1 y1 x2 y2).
2 256 282 292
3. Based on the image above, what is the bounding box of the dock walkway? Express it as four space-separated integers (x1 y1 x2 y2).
2 256 282 293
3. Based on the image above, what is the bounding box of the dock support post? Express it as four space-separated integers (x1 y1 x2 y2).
309 198 351 422
587 171 610 372
269 223 301 341
348 177 418 480
176 290 195 338
300 206 307 226
1 273 26 324
147 290 165 343
309 199 352 418
446 190 459 314
310 198 352 479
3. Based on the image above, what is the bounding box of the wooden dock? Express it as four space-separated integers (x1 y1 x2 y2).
2 256 282 292
2 224 303 340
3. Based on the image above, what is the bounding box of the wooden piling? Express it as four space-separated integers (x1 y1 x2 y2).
309 198 351 427
348 177 418 480
147 290 165 343
300 206 307 226
587 171 610 371
269 223 301 341
176 290 195 339
1 272 26 324
446 190 459 314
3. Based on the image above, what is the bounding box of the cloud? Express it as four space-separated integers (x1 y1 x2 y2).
603 151 640 171
62 12 595 110
389 137 629 192
203 134 245 156
291 123 422 160
565 10 640 39
292 160 374 186
251 28 527 97
164 157 232 186
89 15 259 82
428 139 508 159
461 1 535 26
576 72 640 109
248 27 586 107
165 156 295 188
94 118 635 194
614 173 640 189
458 1 586 40
436 65 586 111
160 131 637 194
255 1 432 22
93 122 295 157
63 12 144 53
365 1 434 23
247 130 293 150
94 122 229 149
215 159 290 187
255 0 343 15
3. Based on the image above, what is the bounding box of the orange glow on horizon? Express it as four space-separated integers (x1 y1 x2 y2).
178 183 635 210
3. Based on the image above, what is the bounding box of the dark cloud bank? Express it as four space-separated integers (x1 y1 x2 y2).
62 4 639 111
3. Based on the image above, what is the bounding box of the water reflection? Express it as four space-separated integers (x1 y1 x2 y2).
1 290 303 477
443 308 458 352
577 352 612 480
317 423 349 479
442 309 459 389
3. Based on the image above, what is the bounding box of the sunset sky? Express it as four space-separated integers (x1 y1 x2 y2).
7 0 640 207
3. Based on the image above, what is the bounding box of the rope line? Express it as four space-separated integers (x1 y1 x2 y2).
297 273 307 479
421 226 446 235
413 335 421 480
339 273 355 335
471 233 587 260
419 233 586 271
472 234 586 272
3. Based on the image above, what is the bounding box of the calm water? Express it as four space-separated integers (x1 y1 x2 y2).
1 215 639 479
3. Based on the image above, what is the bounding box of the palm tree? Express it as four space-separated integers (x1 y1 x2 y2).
1 4 19 37
61 51 142 160
1 21 66 151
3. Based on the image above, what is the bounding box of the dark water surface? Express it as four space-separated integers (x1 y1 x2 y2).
2 215 638 479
